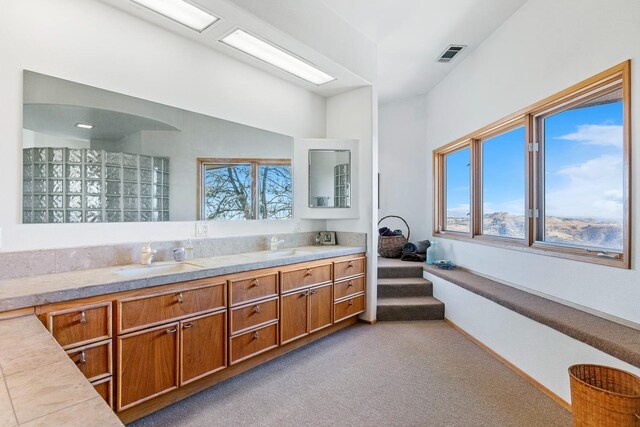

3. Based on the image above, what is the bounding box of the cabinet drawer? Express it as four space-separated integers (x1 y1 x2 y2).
334 257 365 280
281 263 332 293
230 297 278 335
229 273 278 307
66 340 112 382
229 322 278 365
48 302 111 349
118 281 226 334
334 294 365 323
334 276 366 300
92 376 113 409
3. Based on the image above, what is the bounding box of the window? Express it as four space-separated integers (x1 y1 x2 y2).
444 146 471 233
481 126 525 239
535 87 624 252
434 61 630 268
198 158 291 220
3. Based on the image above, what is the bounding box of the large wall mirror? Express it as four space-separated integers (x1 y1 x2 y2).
22 71 293 223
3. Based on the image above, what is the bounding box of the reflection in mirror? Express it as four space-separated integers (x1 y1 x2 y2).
22 71 293 224
308 150 351 208
198 158 291 220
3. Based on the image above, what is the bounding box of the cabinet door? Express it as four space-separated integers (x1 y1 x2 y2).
309 284 333 333
280 289 309 345
180 311 226 386
117 322 179 411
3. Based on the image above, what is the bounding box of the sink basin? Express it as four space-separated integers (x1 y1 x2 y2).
113 262 204 278
260 250 313 258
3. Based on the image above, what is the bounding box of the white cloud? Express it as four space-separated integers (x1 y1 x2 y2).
446 203 470 218
557 124 623 148
546 155 623 219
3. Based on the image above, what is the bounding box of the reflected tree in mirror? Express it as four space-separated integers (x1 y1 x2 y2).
200 159 291 220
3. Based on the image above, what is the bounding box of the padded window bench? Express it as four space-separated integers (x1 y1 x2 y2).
423 265 640 369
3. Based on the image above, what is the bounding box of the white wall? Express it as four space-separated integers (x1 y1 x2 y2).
0 0 327 251
422 0 640 325
378 95 429 240
327 86 377 321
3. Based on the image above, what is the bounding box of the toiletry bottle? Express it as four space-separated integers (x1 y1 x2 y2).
426 240 438 265
185 238 194 260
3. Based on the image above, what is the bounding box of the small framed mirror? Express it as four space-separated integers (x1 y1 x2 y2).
308 149 351 208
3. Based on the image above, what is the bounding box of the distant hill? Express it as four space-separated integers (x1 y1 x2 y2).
446 212 622 249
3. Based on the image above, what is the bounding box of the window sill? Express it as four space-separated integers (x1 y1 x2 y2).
433 232 629 269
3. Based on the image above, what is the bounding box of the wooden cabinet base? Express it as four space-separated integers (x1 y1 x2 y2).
116 317 358 424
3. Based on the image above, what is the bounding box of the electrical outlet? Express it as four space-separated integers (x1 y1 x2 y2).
195 222 209 237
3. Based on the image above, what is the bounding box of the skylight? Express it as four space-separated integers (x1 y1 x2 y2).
219 29 336 86
131 0 219 33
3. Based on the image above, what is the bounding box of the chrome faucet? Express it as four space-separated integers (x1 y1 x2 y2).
141 243 157 266
270 235 285 251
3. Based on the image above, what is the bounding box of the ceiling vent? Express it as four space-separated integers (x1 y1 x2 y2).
436 45 466 63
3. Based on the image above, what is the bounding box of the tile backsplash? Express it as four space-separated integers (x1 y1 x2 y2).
0 231 366 280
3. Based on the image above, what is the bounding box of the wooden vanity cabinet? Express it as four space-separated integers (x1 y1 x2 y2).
227 269 280 365
118 322 180 411
309 283 333 333
180 310 226 385
280 288 309 344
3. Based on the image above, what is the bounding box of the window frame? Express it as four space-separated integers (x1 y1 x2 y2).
197 157 292 221
433 60 631 268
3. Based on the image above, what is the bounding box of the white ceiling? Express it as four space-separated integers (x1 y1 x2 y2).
320 0 527 103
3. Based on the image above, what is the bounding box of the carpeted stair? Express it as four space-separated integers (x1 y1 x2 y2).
377 257 445 321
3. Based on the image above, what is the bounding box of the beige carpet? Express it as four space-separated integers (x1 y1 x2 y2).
130 321 571 427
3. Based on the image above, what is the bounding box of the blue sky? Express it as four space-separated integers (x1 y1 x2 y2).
446 99 623 222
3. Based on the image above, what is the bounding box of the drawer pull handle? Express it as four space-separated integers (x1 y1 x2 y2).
177 293 184 304
251 279 260 287
183 323 193 329
253 331 259 340
347 281 354 288
305 269 312 276
348 300 354 306
254 305 261 313
310 290 317 295
79 311 87 324
76 351 86 364
301 290 309 296
166 328 178 334
348 261 354 268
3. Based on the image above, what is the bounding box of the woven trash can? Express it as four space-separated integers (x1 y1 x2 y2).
569 364 640 426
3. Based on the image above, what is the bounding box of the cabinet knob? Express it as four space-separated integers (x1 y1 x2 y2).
177 293 184 304
348 299 354 306
310 290 317 295
301 290 309 296
253 305 261 313
348 261 354 268
347 281 354 288
76 351 86 364
183 323 193 329
253 331 259 340
166 328 177 334
79 311 87 324
251 279 260 287
305 268 312 276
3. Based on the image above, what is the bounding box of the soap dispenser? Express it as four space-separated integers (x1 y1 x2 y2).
185 238 194 261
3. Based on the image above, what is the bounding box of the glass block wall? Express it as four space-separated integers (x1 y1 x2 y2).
23 148 170 223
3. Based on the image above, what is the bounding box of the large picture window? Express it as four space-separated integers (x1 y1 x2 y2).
433 61 630 268
198 158 292 220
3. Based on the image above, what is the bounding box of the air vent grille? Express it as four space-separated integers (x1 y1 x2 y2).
436 44 467 63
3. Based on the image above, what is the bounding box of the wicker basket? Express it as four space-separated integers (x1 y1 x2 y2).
377 215 410 258
569 364 640 426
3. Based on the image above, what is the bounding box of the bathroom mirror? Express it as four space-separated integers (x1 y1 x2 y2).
22 71 293 223
308 150 351 208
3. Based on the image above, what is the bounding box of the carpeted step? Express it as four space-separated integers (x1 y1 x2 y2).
376 296 444 321
377 264 424 279
377 278 433 298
